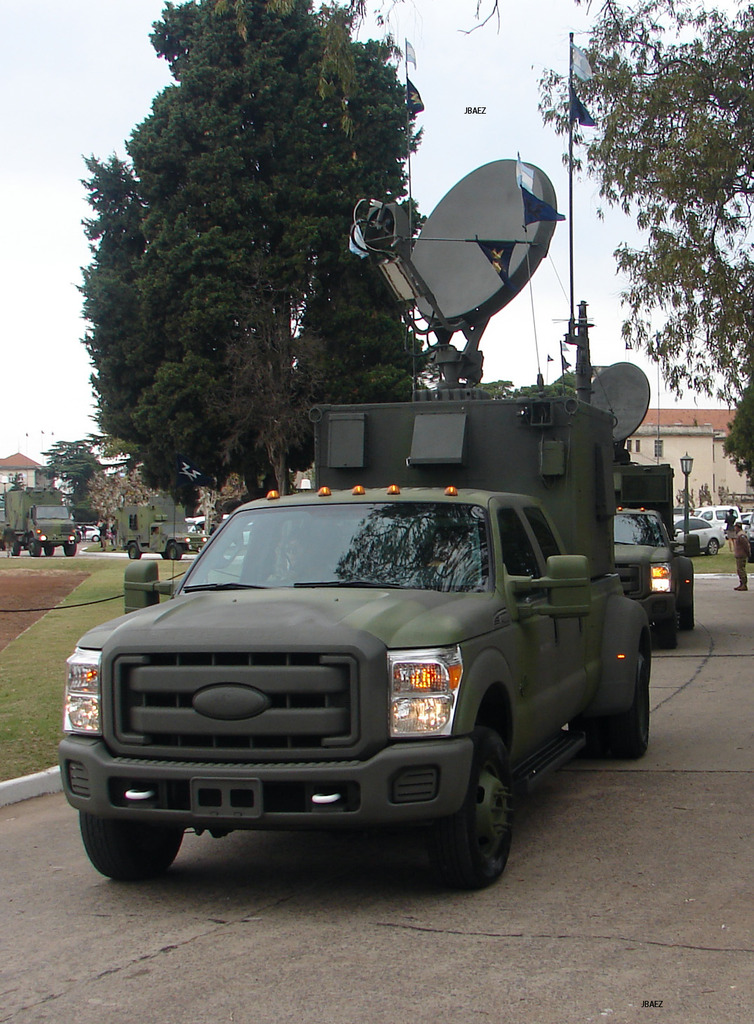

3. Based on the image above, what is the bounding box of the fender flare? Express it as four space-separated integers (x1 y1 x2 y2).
584 593 651 717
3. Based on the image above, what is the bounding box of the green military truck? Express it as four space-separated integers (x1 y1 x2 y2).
3 488 78 557
118 501 207 561
60 394 652 889
613 464 695 649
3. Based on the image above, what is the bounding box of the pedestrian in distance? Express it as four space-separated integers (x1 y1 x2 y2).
732 523 750 591
725 507 738 552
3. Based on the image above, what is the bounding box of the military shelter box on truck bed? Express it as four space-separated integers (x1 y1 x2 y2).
314 395 616 577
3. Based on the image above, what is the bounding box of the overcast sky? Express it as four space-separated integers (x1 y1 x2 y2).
0 0 724 464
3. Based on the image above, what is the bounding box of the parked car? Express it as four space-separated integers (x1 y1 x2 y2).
693 505 742 529
674 516 726 556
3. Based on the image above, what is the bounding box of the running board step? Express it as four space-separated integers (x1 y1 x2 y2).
512 730 585 796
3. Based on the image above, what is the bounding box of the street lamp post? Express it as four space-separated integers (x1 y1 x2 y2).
680 452 694 538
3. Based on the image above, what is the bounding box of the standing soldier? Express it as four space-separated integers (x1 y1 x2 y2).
732 523 750 591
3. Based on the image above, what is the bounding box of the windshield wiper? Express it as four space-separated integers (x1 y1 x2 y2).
293 580 405 589
183 582 267 592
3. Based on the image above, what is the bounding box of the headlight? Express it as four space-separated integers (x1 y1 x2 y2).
388 646 463 737
63 648 102 734
650 563 672 593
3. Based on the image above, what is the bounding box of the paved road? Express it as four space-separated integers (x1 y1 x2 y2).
1 576 752 1024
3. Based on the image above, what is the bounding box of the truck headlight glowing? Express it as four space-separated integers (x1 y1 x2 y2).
63 649 102 734
650 562 672 593
388 646 462 737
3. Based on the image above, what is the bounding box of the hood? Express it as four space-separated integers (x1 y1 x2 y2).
614 543 670 563
78 586 504 654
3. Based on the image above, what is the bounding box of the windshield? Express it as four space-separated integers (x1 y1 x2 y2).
614 512 666 547
36 506 73 521
182 501 490 593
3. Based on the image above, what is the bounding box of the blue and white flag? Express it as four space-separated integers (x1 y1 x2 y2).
405 40 417 68
570 42 593 82
516 153 535 193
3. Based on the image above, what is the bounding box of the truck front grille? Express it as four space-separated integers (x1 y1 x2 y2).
616 564 641 597
111 651 358 758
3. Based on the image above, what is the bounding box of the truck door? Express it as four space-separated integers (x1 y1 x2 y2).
495 505 587 755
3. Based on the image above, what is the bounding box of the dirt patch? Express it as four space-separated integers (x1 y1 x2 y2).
0 571 88 652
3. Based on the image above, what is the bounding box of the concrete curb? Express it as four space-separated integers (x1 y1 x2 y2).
0 766 62 808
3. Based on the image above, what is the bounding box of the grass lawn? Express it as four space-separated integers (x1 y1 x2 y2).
0 556 184 782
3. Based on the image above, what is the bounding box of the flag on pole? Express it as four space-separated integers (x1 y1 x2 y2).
516 153 535 193
476 241 515 282
569 84 595 126
405 40 417 68
520 188 566 226
570 42 593 81
175 454 214 489
407 79 424 116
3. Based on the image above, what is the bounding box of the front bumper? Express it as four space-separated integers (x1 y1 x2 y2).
59 735 474 830
635 592 676 625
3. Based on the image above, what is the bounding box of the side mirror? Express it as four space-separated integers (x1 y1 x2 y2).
509 554 591 619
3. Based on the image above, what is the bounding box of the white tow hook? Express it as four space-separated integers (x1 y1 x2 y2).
124 788 156 801
311 792 342 805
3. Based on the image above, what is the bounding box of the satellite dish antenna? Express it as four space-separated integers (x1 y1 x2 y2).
591 362 651 442
411 159 559 329
353 158 563 388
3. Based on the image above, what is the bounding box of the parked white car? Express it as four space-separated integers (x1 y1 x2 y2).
693 505 741 528
674 516 726 556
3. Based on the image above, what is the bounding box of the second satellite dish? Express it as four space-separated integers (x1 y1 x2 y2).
411 158 561 328
591 362 651 442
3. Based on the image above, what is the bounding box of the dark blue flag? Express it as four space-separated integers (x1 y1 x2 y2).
407 78 424 117
476 241 515 282
176 454 214 489
521 187 566 226
570 84 595 126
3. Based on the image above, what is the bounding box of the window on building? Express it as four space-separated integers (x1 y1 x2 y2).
654 439 664 458
626 440 632 452
635 440 641 453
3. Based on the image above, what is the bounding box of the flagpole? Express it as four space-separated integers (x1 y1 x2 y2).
568 32 575 343
405 41 413 242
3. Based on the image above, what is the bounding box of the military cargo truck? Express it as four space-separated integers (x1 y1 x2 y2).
3 488 78 557
60 394 651 889
117 501 207 561
613 464 695 649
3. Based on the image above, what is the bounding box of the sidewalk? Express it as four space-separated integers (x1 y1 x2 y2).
0 766 61 808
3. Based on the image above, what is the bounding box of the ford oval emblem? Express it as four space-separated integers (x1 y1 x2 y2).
192 684 271 721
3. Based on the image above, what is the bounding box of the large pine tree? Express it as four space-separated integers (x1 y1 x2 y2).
82 0 414 491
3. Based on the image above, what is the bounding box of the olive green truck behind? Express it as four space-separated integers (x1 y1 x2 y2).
59 395 651 889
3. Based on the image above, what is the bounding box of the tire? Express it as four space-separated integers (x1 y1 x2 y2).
43 543 54 557
11 540 21 556
165 541 182 561
678 603 694 631
63 542 77 557
706 538 719 556
607 649 650 759
654 615 678 649
28 539 41 558
127 542 141 560
428 727 514 889
79 812 184 881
